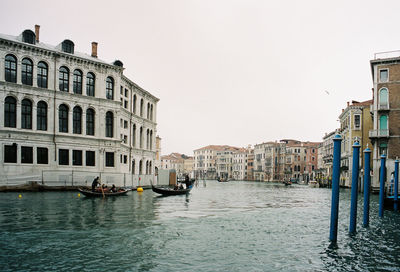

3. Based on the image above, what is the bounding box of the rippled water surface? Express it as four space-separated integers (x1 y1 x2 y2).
1 181 400 271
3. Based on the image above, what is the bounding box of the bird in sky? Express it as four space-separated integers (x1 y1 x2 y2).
325 90 330 95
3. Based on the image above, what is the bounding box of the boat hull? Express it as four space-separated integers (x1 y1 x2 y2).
78 187 129 197
151 185 192 196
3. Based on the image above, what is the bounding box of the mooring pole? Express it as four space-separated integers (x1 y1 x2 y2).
329 135 342 242
363 146 371 227
349 141 360 234
379 154 386 218
394 158 399 211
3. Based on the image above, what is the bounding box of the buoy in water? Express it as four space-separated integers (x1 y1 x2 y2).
137 187 143 192
78 193 81 197
18 194 22 198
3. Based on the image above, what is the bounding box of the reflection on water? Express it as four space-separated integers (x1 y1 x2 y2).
1 181 400 271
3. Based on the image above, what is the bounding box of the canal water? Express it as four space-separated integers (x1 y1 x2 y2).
1 181 400 271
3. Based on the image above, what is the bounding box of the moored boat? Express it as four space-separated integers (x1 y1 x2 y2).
78 187 130 197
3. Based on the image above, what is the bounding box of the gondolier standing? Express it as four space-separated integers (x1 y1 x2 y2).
92 177 101 192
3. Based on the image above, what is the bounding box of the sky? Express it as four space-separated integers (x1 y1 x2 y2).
2 0 400 156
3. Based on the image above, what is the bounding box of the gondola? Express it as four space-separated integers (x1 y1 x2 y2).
78 187 130 197
151 180 194 196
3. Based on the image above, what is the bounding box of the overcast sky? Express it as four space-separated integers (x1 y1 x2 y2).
2 0 400 155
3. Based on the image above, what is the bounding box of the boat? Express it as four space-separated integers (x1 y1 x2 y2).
284 181 292 186
151 179 195 196
78 187 130 197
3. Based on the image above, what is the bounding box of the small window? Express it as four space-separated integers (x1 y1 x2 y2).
124 155 127 164
380 69 388 82
37 101 48 131
73 150 82 166
86 108 95 136
4 96 17 128
354 115 361 129
5 54 17 83
125 89 128 97
21 58 33 86
62 40 74 54
106 77 114 100
21 146 33 164
21 99 32 129
59 66 69 92
124 100 128 109
86 151 95 166
59 104 69 133
105 152 114 167
37 62 48 88
73 106 82 134
59 149 69 165
106 111 113 138
124 120 128 128
73 70 82 94
22 30 36 44
4 144 17 163
86 72 95 96
37 147 48 164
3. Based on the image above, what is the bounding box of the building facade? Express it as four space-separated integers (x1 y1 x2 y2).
0 26 159 186
370 52 400 190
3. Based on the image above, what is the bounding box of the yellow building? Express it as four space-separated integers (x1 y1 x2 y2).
338 100 373 187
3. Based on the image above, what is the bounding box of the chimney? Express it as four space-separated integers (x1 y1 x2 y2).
35 25 40 42
91 42 98 58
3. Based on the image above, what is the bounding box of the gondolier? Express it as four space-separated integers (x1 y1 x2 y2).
92 177 101 192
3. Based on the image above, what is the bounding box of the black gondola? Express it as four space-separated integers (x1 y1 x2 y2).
151 179 195 196
78 187 130 197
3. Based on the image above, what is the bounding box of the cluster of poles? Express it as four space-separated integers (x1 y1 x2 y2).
329 135 399 243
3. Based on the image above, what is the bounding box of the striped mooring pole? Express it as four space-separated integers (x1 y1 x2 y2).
363 147 371 227
329 134 342 242
349 141 360 234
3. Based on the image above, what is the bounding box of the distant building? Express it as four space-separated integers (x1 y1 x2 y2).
370 51 400 190
161 153 193 177
232 145 253 180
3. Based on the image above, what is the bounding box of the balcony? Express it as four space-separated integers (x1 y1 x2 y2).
369 129 389 138
378 104 390 111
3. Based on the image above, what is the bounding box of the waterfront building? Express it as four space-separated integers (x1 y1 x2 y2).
155 136 162 170
232 145 253 180
0 26 159 186
161 153 194 177
193 145 239 179
338 100 373 187
322 131 336 181
246 149 254 180
370 51 400 190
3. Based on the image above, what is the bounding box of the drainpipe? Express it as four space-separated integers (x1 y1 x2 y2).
53 54 59 161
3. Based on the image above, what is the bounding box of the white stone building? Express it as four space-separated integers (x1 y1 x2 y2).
0 25 159 187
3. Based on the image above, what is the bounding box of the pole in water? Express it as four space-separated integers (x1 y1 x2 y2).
394 158 399 211
349 141 360 234
363 146 371 227
329 134 342 242
379 154 386 218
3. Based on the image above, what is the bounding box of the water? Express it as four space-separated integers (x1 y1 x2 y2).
1 181 400 272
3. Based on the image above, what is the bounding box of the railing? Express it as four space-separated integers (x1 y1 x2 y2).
374 50 400 60
369 129 389 138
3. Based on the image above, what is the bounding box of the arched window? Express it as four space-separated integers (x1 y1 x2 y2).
73 106 82 134
150 104 153 121
132 159 135 174
140 99 144 117
22 30 36 44
147 103 150 119
86 72 95 96
5 54 17 83
59 104 69 132
37 101 47 131
37 62 48 88
379 88 388 107
59 66 69 92
149 161 152 175
139 126 143 148
146 161 149 175
62 40 74 54
73 69 82 94
133 95 137 114
139 160 143 175
21 99 32 129
21 58 33 86
106 77 114 100
146 129 149 149
132 124 136 147
86 108 95 136
105 111 113 137
150 130 153 150
380 115 388 131
4 96 16 128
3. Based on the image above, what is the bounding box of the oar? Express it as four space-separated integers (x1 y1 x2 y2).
99 182 105 198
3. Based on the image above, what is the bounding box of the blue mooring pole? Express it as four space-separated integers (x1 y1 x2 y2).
394 159 399 211
329 135 342 242
363 147 371 227
379 154 386 218
349 141 360 234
